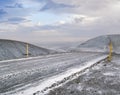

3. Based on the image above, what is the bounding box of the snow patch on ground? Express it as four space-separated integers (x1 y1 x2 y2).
47 55 120 95
10 55 107 95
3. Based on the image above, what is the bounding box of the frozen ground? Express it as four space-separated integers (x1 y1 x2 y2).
1 35 120 95
0 52 107 95
47 54 120 95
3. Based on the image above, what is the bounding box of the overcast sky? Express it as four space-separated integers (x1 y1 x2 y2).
0 0 120 45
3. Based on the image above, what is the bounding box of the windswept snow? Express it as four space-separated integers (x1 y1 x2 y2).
47 54 120 95
0 52 107 95
1 34 120 95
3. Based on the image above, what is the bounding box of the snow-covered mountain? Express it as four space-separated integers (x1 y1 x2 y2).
0 39 55 61
74 34 120 54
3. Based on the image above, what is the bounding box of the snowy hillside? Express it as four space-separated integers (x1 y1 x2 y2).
75 34 120 54
0 39 55 61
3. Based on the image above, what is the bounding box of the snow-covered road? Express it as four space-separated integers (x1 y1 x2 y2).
0 52 107 95
47 54 120 95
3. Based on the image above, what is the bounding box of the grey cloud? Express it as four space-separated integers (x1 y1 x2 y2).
8 17 26 22
7 17 29 24
38 0 120 15
0 17 30 24
0 0 15 7
0 9 7 17
0 0 120 44
40 0 74 11
5 3 23 8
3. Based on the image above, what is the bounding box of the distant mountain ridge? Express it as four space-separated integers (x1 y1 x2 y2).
0 39 55 61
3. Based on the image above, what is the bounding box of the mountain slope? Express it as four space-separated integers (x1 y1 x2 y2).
76 34 120 54
0 39 55 61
